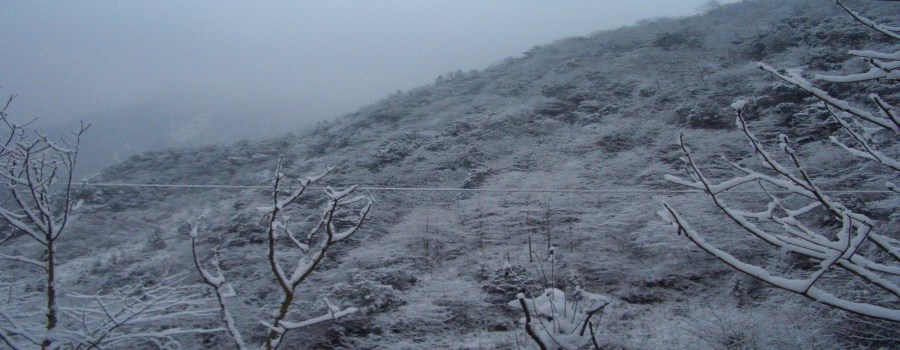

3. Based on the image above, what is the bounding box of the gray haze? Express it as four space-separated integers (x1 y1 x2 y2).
2 1 731 146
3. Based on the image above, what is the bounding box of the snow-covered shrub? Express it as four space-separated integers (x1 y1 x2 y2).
224 210 266 247
482 264 533 301
683 300 842 350
144 227 168 251
442 120 475 137
312 318 376 350
805 47 850 71
596 129 640 154
653 29 705 51
509 287 611 350
576 100 607 114
673 101 731 129
760 82 812 107
770 103 838 142
462 168 494 189
448 145 486 170
697 0 722 14
368 132 425 170
607 81 637 99
533 100 576 118
541 82 577 101
743 32 797 61
327 269 405 314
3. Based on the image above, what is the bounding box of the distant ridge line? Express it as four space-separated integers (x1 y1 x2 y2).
78 182 894 194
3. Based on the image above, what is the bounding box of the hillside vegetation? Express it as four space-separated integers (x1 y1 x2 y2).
2 0 898 348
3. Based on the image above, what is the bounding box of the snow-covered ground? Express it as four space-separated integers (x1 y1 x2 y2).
1 0 897 348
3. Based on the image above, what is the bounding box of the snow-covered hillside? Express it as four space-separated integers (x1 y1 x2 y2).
2 0 897 348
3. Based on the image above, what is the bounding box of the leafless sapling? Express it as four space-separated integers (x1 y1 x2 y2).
0 94 220 350
191 159 373 350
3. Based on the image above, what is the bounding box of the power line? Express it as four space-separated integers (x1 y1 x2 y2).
79 182 895 194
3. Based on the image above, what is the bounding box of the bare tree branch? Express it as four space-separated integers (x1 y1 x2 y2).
191 159 373 350
661 1 899 322
0 93 218 349
660 105 899 322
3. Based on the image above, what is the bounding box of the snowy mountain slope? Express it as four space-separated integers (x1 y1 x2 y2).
4 0 898 348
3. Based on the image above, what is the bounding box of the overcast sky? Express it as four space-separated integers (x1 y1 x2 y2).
1 1 733 138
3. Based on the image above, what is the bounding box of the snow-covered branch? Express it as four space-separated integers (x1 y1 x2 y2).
0 270 220 350
659 201 899 322
661 103 899 322
190 225 247 350
0 94 88 349
58 273 222 350
191 159 373 350
835 0 900 41
825 104 900 171
262 298 358 332
758 64 897 132
758 1 899 173
0 95 218 349
0 271 44 349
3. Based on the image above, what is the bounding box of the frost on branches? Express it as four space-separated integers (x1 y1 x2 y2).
510 287 610 350
0 95 219 350
659 106 899 321
191 158 373 350
759 0 899 171
659 0 898 323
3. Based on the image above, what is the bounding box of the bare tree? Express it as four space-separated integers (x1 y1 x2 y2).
0 94 89 349
0 94 220 349
191 159 373 350
659 1 898 322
